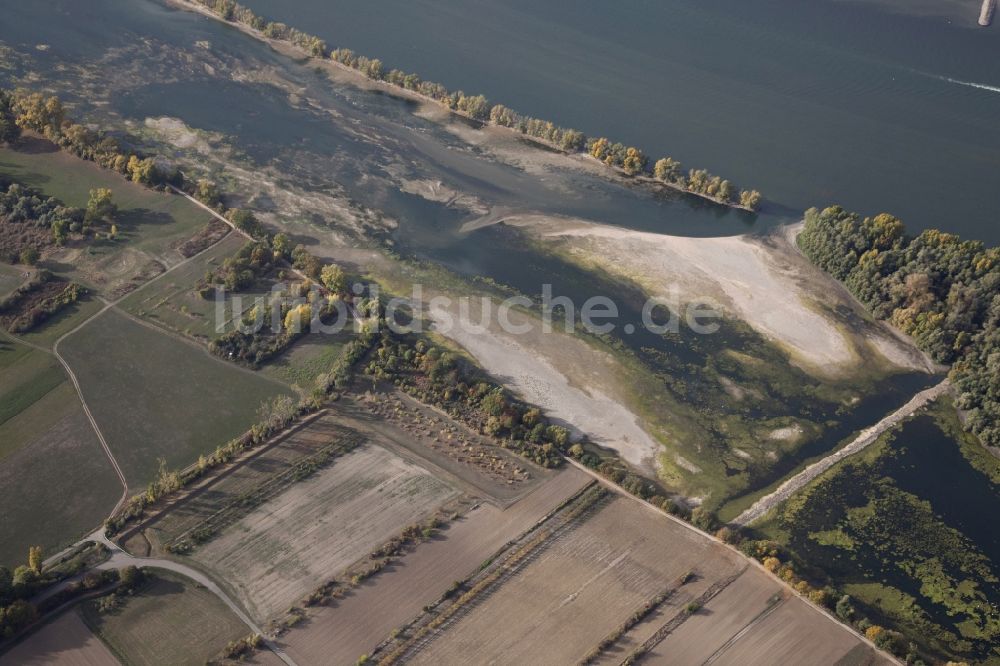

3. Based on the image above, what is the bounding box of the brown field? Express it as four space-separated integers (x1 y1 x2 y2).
405 495 746 665
0 610 117 666
280 465 591 665
610 540 887 666
373 485 888 666
192 442 463 621
132 413 355 555
707 596 885 666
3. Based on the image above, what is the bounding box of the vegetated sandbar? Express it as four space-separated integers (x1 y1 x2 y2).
508 216 935 378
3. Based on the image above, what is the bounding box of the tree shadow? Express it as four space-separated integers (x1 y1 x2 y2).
115 208 176 232
0 162 51 187
141 576 186 598
13 135 60 154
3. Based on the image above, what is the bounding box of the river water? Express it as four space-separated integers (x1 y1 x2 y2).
241 0 1000 245
0 0 940 506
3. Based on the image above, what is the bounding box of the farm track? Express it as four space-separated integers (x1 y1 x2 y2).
10 222 237 554
376 484 609 664
732 378 950 526
622 566 749 665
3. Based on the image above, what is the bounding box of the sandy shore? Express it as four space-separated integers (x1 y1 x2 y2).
503 216 935 378
426 301 662 473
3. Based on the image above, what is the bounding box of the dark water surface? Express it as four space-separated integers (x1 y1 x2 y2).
0 0 940 502
241 0 1000 244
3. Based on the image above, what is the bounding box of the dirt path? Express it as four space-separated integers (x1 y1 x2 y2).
732 379 950 526
70 529 300 666
11 224 237 570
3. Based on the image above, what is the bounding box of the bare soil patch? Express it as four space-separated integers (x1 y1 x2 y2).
404 495 745 665
174 219 230 258
191 443 462 622
280 466 591 665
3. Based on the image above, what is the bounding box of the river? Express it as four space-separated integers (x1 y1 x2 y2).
0 0 940 508
239 0 1000 244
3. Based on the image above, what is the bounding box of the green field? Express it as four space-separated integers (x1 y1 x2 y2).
0 143 211 295
81 570 249 666
755 399 1000 664
0 263 23 299
119 231 355 389
119 233 265 342
0 340 64 449
0 338 121 567
58 308 294 490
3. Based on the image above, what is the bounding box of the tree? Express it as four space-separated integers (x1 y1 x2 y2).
195 179 222 208
284 303 312 333
272 232 292 259
717 179 733 203
19 246 39 266
291 245 323 279
0 90 20 144
227 209 266 238
0 566 13 604
118 565 141 590
589 137 610 161
126 155 159 185
653 157 681 182
320 263 346 294
85 188 117 224
11 91 65 138
835 594 855 621
622 147 647 176
12 565 36 586
27 546 42 574
558 129 583 151
457 94 490 121
739 189 762 211
480 388 508 417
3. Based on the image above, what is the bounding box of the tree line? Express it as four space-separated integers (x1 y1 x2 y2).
0 87 180 189
365 333 566 468
0 546 142 642
191 0 762 211
799 206 1000 446
0 270 85 334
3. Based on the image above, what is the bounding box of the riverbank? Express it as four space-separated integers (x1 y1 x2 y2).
497 216 937 379
167 0 756 213
732 379 950 526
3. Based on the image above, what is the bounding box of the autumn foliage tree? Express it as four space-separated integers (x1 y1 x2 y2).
799 206 1000 445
